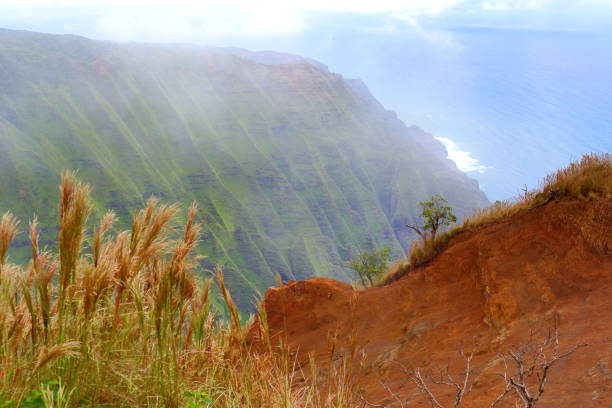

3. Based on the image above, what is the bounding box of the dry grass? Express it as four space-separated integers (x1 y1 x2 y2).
379 153 611 285
373 259 410 287
0 172 356 407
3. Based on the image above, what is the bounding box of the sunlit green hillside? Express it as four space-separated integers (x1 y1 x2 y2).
0 28 487 309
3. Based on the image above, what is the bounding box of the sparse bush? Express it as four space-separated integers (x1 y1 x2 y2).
348 247 391 287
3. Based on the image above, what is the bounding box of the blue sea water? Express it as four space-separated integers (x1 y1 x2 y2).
296 27 612 201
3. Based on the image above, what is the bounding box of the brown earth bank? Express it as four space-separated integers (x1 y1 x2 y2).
252 198 612 407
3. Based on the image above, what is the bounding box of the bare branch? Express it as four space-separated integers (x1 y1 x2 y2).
490 356 514 407
413 367 446 408
385 328 592 408
407 348 475 408
497 327 592 408
380 379 407 408
457 351 474 407
358 390 387 407
405 223 427 241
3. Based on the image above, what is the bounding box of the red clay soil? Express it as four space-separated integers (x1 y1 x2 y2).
253 198 612 407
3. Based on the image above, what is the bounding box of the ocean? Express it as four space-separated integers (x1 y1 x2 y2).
301 26 612 201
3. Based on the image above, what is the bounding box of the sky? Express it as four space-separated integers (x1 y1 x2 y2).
1 0 611 43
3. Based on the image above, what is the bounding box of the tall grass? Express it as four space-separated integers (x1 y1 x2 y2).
0 171 353 407
380 153 612 285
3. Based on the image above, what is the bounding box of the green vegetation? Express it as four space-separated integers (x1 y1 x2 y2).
0 28 488 309
0 173 359 407
348 246 391 287
379 153 612 285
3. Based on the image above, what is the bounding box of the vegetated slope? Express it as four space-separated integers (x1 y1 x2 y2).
259 196 611 406
0 28 487 309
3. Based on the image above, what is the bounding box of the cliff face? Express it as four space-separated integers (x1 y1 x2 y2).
0 28 487 309
259 197 612 406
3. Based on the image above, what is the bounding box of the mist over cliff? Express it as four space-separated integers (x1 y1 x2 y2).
0 28 488 309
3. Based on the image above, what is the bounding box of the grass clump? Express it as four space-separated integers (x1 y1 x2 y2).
0 171 354 407
539 152 611 200
379 153 611 285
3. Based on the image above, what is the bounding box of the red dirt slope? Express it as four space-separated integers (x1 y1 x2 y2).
257 198 612 407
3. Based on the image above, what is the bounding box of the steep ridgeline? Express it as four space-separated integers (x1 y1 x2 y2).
0 28 487 309
258 197 612 406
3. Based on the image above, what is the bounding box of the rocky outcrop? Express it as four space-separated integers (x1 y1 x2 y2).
258 198 612 406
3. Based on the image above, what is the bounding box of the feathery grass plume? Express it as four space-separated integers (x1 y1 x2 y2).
112 199 178 327
187 278 211 347
131 198 178 269
58 171 92 288
216 265 242 345
34 341 81 373
28 217 40 283
169 203 202 299
57 171 92 338
28 217 57 339
111 231 131 289
32 252 57 344
0 263 23 334
250 297 273 355
20 279 38 351
9 299 28 354
80 248 116 322
0 212 20 276
92 211 116 267
148 203 204 408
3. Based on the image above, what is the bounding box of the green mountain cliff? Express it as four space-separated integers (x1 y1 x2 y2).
0 28 488 309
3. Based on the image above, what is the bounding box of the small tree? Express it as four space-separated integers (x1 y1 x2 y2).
348 247 391 287
407 195 457 242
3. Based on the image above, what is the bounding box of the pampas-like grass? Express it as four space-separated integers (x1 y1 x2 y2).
0 173 357 407
0 212 19 274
